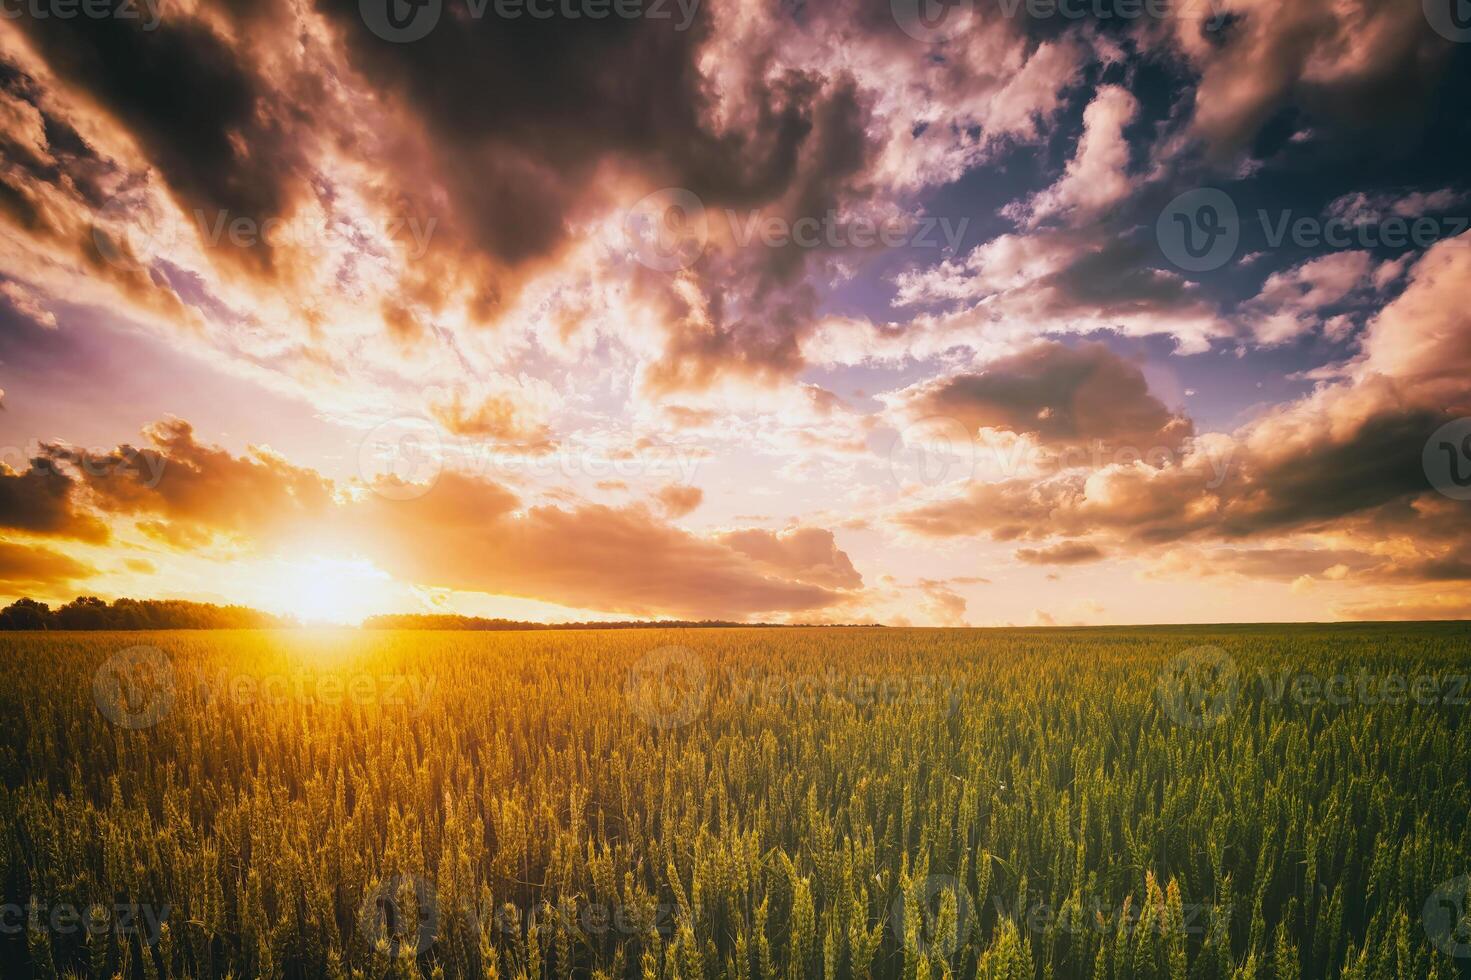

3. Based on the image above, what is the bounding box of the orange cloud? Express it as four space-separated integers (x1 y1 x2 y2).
0 539 96 597
350 476 855 619
654 483 704 519
32 419 860 621
0 460 110 543
894 234 1471 616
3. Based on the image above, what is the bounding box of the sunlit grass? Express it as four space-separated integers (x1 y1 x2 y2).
0 623 1467 978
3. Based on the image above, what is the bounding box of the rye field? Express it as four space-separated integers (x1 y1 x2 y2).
1 624 1469 979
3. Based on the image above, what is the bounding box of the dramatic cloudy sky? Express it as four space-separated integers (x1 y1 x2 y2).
0 0 1468 624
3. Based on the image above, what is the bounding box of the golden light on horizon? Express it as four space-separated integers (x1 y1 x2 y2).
259 555 396 626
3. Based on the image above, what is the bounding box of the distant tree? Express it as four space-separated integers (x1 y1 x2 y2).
53 596 109 630
0 596 296 630
0 597 51 630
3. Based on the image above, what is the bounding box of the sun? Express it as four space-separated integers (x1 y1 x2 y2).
264 556 395 626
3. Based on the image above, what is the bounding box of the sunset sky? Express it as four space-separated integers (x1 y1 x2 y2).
0 0 1468 625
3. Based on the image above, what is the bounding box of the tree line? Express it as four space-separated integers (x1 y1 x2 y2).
0 596 295 630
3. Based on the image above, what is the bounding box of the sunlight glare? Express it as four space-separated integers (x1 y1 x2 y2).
264 556 394 626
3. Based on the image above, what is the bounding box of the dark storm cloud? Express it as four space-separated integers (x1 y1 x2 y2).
316 0 869 271
0 60 113 207
1212 404 1449 537
10 10 306 273
894 341 1193 451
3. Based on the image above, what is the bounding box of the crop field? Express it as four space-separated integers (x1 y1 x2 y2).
1 624 1469 979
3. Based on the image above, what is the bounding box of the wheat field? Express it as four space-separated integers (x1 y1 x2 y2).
1 624 1469 978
